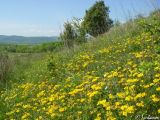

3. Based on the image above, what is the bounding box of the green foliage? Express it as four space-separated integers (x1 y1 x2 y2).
137 9 160 54
82 0 113 37
60 22 77 48
0 41 63 53
72 18 87 44
36 42 63 52
137 10 160 35
60 18 87 48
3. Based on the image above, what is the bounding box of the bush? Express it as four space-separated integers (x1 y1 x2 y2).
60 22 77 48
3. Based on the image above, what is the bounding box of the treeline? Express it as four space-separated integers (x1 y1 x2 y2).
0 41 63 53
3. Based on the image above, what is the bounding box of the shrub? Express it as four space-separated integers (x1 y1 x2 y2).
60 22 77 48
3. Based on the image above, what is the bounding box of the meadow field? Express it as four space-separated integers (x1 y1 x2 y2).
0 10 159 120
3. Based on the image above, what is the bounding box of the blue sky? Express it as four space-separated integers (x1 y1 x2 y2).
0 0 159 36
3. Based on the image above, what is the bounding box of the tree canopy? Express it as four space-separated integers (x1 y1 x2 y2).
82 0 113 37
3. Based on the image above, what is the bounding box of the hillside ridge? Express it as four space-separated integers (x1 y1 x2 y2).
0 35 58 44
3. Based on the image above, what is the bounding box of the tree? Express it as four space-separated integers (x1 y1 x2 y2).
60 22 76 48
72 17 87 44
82 0 113 37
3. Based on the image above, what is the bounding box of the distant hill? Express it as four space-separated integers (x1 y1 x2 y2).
0 35 58 44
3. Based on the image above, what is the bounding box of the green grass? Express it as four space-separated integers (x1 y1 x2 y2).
0 41 63 53
0 53 46 90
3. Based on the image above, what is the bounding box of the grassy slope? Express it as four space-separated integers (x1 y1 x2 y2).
0 53 44 89
0 11 160 119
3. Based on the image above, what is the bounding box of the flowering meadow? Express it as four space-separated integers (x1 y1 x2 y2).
0 11 160 120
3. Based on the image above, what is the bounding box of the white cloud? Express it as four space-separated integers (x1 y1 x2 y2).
0 23 60 36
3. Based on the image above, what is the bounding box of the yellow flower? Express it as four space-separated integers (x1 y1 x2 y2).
122 111 128 116
78 111 82 115
49 95 55 102
37 91 45 97
155 74 160 78
151 95 159 102
16 109 20 113
134 92 146 100
97 99 111 110
127 61 133 65
15 102 23 107
36 116 43 120
112 71 118 77
104 72 109 78
158 109 160 113
22 104 32 109
87 91 99 98
127 79 138 83
21 112 30 119
150 83 154 86
83 62 89 68
137 73 144 78
91 84 101 91
117 92 125 98
48 104 58 114
156 87 160 91
125 96 132 101
153 79 160 83
136 101 144 107
95 113 101 120
115 102 120 108
6 111 14 116
69 88 83 96
59 107 65 112
143 84 150 88
120 105 134 116
92 77 99 82
97 99 106 106
80 98 85 103
109 94 115 99
134 52 143 58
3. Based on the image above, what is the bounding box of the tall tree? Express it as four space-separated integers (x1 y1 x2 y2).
82 0 113 37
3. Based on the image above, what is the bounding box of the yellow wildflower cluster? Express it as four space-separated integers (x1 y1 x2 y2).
0 15 160 119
